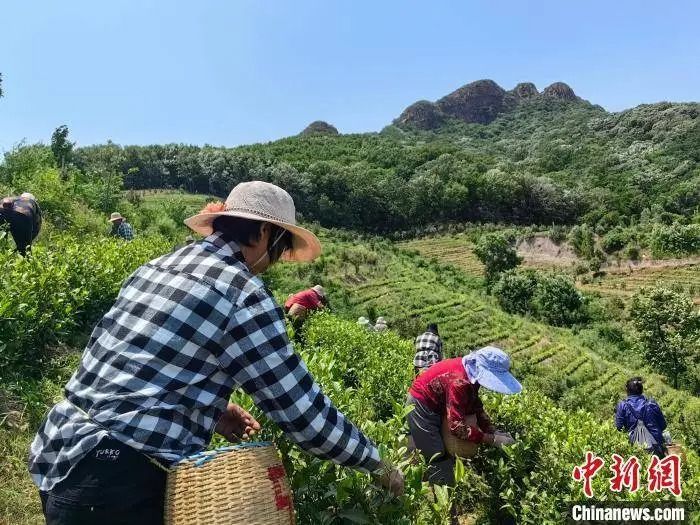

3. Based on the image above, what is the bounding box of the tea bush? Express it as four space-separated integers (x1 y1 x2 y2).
0 234 171 377
229 314 700 523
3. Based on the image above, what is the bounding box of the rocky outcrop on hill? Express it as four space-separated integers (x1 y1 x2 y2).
435 79 513 125
395 79 583 129
301 121 339 135
542 82 578 101
394 100 445 130
511 82 539 100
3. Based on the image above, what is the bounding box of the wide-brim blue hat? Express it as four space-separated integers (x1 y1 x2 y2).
462 346 522 394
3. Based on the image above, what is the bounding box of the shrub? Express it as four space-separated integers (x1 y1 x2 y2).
493 270 586 327
601 227 629 254
492 269 538 315
650 222 700 257
231 314 700 523
473 233 522 288
532 273 586 326
624 244 641 261
549 225 568 245
630 287 700 389
0 235 170 377
568 224 595 259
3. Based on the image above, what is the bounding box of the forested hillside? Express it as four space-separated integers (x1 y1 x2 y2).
68 80 700 234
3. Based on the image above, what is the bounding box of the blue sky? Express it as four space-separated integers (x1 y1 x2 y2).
1 0 698 151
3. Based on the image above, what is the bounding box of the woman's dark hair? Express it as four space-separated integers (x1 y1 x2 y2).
427 323 439 335
212 216 293 263
213 216 264 245
626 376 643 396
266 225 293 263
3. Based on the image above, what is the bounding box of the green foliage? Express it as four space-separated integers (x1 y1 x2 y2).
532 273 586 327
650 222 700 257
0 235 170 377
1 144 125 231
600 226 629 254
65 100 700 236
233 315 700 523
624 244 641 261
71 136 584 232
473 232 522 288
492 269 539 315
630 287 700 389
568 224 595 259
493 270 586 327
50 125 74 172
3 222 700 522
548 224 568 245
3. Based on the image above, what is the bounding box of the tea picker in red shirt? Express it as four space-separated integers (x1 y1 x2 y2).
284 284 328 339
407 346 521 486
284 284 328 319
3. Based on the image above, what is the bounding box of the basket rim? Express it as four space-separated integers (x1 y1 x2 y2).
174 441 276 467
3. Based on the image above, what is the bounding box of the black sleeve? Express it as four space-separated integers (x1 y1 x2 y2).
34 203 42 232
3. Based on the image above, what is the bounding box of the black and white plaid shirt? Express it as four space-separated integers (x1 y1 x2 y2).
29 233 381 492
413 331 443 369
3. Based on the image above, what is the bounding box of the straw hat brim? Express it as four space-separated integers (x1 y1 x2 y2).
184 210 322 263
109 216 123 223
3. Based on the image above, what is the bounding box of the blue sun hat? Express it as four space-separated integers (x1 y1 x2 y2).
462 346 522 394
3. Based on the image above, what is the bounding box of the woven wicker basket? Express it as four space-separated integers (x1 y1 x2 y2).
441 415 479 458
666 443 686 463
164 442 295 525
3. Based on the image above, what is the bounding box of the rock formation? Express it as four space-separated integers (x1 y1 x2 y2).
301 121 339 135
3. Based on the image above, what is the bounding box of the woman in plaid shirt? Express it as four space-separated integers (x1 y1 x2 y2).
29 182 403 525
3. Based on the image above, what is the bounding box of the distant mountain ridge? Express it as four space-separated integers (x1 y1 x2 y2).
394 79 585 129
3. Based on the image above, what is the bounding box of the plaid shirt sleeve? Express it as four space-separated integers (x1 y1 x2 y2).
217 288 382 473
118 222 134 241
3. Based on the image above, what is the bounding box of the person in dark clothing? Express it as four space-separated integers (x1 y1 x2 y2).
0 193 42 255
615 376 667 456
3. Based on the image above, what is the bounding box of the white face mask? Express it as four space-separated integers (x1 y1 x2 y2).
250 228 288 271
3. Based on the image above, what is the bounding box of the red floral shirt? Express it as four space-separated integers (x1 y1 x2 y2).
409 357 494 443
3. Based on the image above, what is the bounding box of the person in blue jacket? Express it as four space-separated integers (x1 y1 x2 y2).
615 376 667 456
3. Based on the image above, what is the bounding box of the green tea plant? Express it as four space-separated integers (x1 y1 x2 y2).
0 234 171 377
226 314 700 524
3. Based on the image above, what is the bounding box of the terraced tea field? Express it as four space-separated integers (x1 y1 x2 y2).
273 236 700 451
582 263 700 303
402 233 700 303
400 234 485 276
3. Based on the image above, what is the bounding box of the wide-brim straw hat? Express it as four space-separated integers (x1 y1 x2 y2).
109 212 124 222
184 181 321 263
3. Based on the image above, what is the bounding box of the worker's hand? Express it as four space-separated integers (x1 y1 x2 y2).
377 463 405 497
214 403 261 442
492 432 516 448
